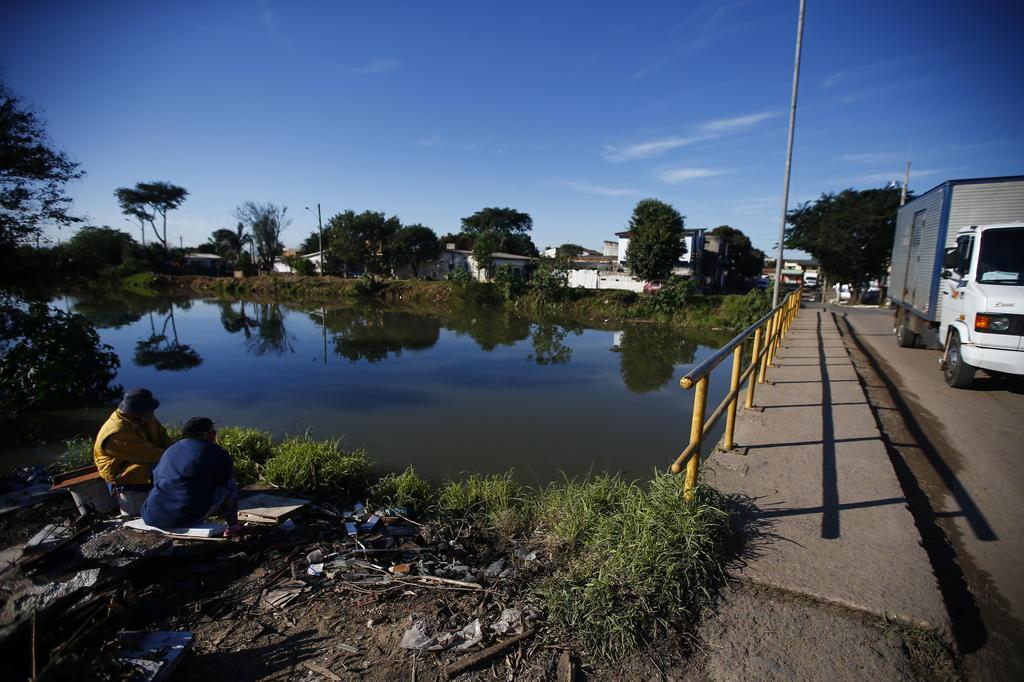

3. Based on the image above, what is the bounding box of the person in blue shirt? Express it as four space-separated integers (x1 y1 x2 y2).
141 417 241 535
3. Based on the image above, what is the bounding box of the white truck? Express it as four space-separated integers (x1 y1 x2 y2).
889 176 1024 388
803 269 819 288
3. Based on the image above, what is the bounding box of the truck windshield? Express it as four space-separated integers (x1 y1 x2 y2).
977 227 1024 285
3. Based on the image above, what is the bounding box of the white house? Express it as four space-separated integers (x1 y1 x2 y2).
273 251 324 274
437 246 535 282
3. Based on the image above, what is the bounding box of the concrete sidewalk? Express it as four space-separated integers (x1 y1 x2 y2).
705 307 950 636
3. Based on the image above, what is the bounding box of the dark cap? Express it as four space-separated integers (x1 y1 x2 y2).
119 388 159 414
182 417 215 439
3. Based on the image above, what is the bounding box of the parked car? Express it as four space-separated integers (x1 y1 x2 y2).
643 280 664 294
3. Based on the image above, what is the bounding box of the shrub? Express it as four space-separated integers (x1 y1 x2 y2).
492 264 525 302
369 466 435 515
48 436 95 474
535 474 633 552
439 471 532 535
217 427 275 485
537 473 732 660
716 288 772 330
353 273 384 296
644 276 695 316
528 259 569 304
262 435 372 497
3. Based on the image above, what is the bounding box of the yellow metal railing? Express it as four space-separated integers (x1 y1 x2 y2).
671 288 802 498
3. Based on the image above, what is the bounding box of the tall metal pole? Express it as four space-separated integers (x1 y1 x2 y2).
317 203 324 276
900 159 911 206
772 0 806 307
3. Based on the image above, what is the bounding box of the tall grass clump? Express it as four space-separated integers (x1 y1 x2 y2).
369 465 435 515
217 427 275 485
537 473 732 660
534 474 633 552
438 471 532 535
48 436 95 474
262 435 372 498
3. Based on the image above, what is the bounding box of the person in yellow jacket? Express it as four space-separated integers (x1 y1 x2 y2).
93 388 173 515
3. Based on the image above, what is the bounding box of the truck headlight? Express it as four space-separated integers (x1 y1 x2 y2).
975 314 1010 332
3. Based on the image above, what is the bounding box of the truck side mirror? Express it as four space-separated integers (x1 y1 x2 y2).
942 248 958 269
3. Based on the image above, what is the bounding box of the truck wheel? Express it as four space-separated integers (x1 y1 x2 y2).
943 332 976 388
896 321 918 348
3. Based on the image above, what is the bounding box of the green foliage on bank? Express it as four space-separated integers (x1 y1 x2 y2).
261 434 372 497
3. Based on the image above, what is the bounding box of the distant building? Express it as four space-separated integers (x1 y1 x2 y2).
611 228 706 280
439 245 535 282
183 252 226 276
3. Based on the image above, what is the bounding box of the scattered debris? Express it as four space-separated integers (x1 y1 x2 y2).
303 660 342 681
117 630 195 681
0 483 59 517
443 629 537 678
124 518 227 539
400 619 484 652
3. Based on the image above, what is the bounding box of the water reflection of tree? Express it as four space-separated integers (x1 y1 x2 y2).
617 324 700 394
217 301 295 356
134 305 202 371
527 322 579 365
321 306 441 362
445 307 531 351
71 290 192 330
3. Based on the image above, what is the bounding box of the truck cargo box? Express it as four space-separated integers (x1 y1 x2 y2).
890 176 1024 322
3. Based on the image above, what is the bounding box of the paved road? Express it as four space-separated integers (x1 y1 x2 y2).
838 305 1024 679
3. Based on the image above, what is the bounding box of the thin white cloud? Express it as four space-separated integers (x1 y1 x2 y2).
416 133 441 148
699 111 777 133
822 54 936 89
342 58 400 75
841 152 897 164
557 180 643 197
848 169 940 184
605 111 778 161
463 143 477 151
258 0 285 43
604 134 711 161
730 196 778 215
833 77 932 105
658 167 729 183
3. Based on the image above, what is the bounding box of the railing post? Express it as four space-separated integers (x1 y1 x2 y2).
723 344 743 450
769 308 782 364
746 325 763 408
758 313 774 383
684 376 708 501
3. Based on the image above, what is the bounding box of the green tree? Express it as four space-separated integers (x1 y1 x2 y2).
235 202 290 273
461 207 532 237
63 225 136 275
472 230 500 279
706 225 766 291
324 210 401 277
207 222 252 265
1 296 120 441
392 223 440 276
625 199 686 282
114 181 188 251
0 82 83 254
299 232 323 255
785 187 902 286
556 243 585 259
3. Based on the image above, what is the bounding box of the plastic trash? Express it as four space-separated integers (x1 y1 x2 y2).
307 563 324 577
306 549 324 565
454 619 483 650
484 558 506 577
344 522 358 537
400 623 444 651
514 547 537 561
490 606 541 636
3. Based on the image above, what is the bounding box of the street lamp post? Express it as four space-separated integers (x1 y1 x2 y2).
305 204 324 276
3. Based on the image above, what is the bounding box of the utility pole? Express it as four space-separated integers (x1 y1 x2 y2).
306 204 325 275
772 0 806 307
900 159 911 206
179 235 183 250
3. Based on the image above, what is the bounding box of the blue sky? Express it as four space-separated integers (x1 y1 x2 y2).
2 0 1021 253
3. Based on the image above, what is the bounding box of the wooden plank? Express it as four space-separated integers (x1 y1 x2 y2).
443 630 535 679
303 660 342 681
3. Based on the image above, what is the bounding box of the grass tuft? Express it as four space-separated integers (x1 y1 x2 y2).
216 427 275 485
369 465 435 515
438 471 532 535
536 473 732 660
262 434 372 498
48 437 95 474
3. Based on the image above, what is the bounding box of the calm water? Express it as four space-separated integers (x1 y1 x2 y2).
47 290 733 482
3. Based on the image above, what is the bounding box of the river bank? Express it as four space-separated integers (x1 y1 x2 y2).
0 429 736 680
130 272 772 333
